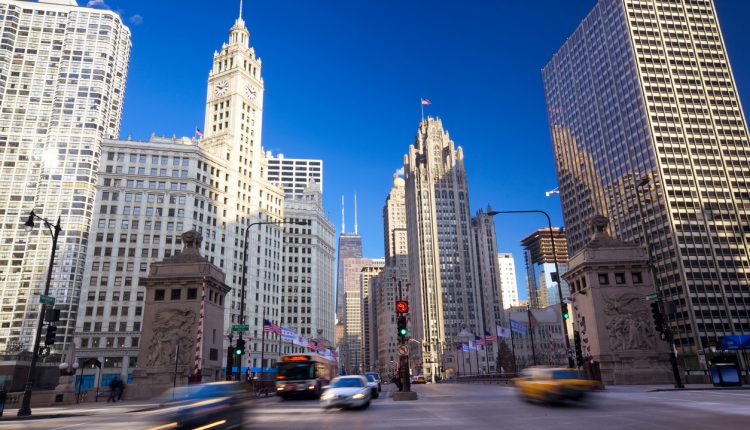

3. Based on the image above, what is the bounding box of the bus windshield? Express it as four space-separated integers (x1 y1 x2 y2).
278 362 314 380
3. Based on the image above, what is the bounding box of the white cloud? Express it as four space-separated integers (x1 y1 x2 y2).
394 167 404 177
86 0 110 9
129 14 143 25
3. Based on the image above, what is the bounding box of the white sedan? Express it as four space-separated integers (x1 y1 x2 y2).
320 376 371 410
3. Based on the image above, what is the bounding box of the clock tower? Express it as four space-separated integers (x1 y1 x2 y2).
200 3 285 371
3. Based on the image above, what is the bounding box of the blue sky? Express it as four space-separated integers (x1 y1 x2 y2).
96 0 750 301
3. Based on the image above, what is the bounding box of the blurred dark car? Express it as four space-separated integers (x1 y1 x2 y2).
150 381 249 429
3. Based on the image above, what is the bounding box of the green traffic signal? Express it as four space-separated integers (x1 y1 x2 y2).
235 348 242 355
399 328 407 336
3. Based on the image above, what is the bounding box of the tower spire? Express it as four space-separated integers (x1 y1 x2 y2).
239 0 243 20
341 195 345 234
354 193 358 235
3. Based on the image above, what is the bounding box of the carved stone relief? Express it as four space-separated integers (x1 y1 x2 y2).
602 293 654 352
145 308 197 367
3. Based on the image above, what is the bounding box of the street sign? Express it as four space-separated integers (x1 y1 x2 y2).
645 293 659 301
39 295 55 306
398 345 409 356
232 324 249 332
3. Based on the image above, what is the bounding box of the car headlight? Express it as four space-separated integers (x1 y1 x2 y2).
321 392 334 400
307 385 316 390
352 393 366 399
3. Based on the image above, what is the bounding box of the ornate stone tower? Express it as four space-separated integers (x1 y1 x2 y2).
563 216 673 385
131 231 229 399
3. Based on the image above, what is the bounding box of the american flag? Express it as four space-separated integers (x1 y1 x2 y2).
263 319 273 333
195 127 204 138
307 339 316 349
421 98 432 105
484 330 497 343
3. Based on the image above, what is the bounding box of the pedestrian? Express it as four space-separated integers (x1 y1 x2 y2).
107 377 119 403
0 389 6 417
116 379 125 401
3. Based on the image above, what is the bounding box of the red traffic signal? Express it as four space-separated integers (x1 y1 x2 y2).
396 300 409 314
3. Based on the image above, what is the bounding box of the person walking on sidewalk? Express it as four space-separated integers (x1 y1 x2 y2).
107 377 120 403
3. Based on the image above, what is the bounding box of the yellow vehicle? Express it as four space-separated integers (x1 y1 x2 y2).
514 367 600 403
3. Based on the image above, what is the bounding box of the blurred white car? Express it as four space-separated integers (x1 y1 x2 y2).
364 373 380 398
320 376 371 409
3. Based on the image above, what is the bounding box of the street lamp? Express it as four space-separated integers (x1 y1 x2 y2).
17 210 62 417
486 209 575 368
629 176 684 389
237 218 307 380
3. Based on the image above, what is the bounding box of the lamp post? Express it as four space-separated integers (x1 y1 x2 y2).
486 209 574 368
237 218 307 380
17 211 62 417
630 176 684 389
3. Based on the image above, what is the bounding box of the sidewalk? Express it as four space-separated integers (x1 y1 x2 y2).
0 399 162 421
603 384 750 393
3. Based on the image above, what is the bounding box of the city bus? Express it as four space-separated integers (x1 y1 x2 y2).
276 353 338 399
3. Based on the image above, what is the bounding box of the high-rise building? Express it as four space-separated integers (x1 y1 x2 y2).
279 182 336 355
340 256 380 373
403 117 484 381
0 0 131 354
335 195 362 322
520 229 569 308
265 152 323 199
543 0 750 359
374 175 410 377
360 258 384 373
470 208 505 373
497 253 519 309
74 7 289 379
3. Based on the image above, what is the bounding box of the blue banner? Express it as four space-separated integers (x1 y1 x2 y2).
510 319 527 334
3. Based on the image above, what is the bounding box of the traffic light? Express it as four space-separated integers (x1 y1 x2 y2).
44 324 57 346
561 303 570 320
235 338 246 356
651 302 664 333
397 316 407 340
396 300 409 314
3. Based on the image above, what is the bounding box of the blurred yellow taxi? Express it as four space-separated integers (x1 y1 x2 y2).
514 367 600 403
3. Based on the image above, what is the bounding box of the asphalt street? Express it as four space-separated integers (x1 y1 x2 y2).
4 383 750 430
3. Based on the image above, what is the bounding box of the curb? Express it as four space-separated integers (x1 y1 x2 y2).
0 412 96 422
649 387 750 392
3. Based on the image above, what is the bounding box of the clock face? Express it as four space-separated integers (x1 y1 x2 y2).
214 80 229 97
245 85 258 101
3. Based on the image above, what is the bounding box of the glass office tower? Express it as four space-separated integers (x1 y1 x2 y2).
543 0 750 361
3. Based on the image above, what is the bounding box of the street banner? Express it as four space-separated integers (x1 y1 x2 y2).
281 326 296 341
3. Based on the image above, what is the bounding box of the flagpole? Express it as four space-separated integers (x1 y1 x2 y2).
509 331 518 373
421 99 424 122
473 343 480 375
260 310 266 381
528 307 537 366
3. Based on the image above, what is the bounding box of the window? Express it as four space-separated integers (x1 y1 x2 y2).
171 289 181 300
614 273 626 284
104 356 122 368
154 289 165 301
632 272 643 284
187 288 198 300
598 273 609 285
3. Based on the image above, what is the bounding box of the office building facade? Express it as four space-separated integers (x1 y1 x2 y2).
520 228 569 308
0 0 131 354
497 253 519 309
266 152 323 199
403 117 484 381
543 0 750 358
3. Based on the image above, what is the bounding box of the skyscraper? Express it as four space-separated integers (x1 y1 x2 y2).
543 0 750 359
360 259 384 373
265 152 323 199
0 0 131 353
520 228 569 308
374 175 410 376
279 182 336 355
497 253 519 309
403 117 483 381
335 196 362 322
75 6 289 378
470 208 506 373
